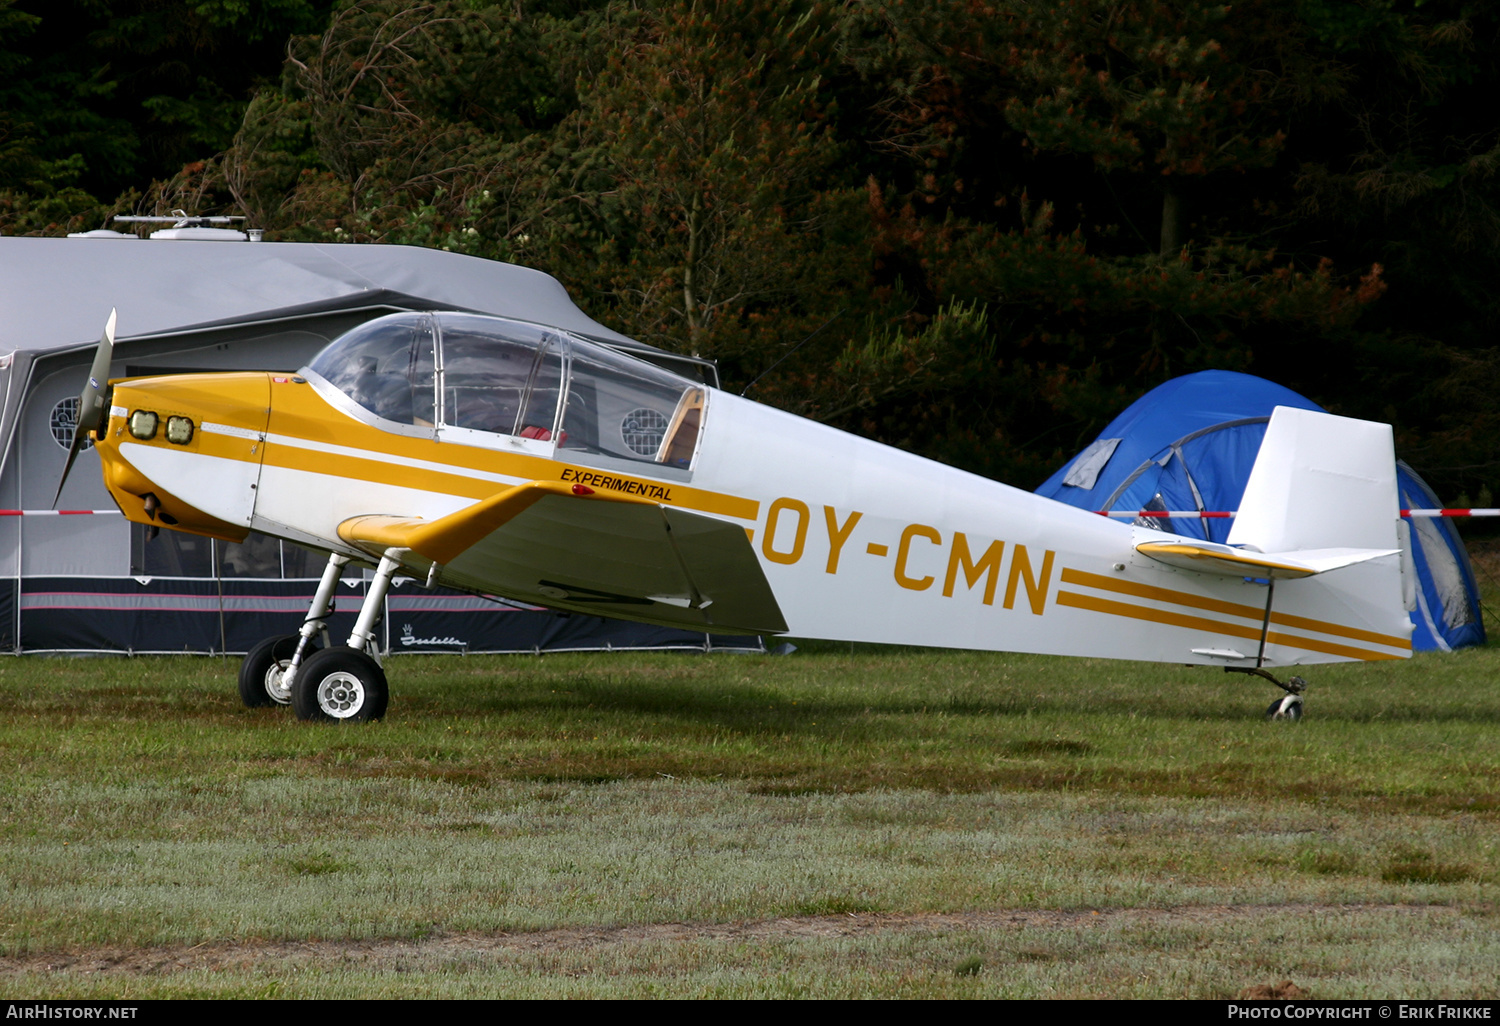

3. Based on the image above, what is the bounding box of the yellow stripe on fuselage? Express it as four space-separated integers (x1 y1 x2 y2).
243 375 760 522
1054 589 1404 661
1059 567 1410 651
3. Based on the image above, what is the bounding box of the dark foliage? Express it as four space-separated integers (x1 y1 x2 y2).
3 0 1497 501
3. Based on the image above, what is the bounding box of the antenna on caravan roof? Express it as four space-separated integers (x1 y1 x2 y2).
111 211 261 242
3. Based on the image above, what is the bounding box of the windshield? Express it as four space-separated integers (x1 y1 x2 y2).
307 313 434 425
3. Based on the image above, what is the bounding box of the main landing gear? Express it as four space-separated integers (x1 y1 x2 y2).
238 550 398 723
238 633 317 707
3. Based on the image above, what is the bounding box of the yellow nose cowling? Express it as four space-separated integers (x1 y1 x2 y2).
95 372 272 543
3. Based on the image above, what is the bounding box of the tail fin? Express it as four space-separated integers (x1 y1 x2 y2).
1137 407 1403 577
1228 406 1399 554
1129 405 1413 665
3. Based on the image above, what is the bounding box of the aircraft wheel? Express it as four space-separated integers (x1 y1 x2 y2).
238 634 317 708
1265 695 1304 721
292 646 388 723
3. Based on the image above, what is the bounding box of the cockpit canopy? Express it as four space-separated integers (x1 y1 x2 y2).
305 312 704 469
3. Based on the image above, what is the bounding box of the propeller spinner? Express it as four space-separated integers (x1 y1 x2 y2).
53 308 116 508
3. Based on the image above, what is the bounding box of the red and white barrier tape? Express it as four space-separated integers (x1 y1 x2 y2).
1097 509 1500 519
1098 510 1232 518
2 507 1496 521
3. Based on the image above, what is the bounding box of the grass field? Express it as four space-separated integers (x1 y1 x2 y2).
1 643 1497 998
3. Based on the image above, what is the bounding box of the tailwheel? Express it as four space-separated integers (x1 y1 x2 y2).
1266 693 1304 721
292 646 389 723
1226 666 1307 722
239 634 318 708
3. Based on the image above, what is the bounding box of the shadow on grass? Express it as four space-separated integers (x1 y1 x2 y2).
17 649 1500 727
391 667 1500 730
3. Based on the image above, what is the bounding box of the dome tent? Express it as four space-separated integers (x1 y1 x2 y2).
1036 370 1485 652
1395 466 1487 651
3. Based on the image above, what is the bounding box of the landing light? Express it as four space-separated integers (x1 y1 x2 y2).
128 410 159 440
165 416 194 445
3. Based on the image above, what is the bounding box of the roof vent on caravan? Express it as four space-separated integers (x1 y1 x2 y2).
65 229 140 239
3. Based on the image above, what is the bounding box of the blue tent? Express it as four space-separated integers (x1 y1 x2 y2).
1395 467 1488 651
1036 370 1485 652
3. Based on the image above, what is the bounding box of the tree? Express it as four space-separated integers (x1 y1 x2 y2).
787 0 1386 484
1284 0 1500 502
569 0 846 356
222 1 610 243
33 0 1491 500
997 0 1321 256
0 0 335 234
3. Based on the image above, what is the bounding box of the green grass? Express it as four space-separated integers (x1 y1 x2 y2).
1 646 1498 997
3 905 1498 999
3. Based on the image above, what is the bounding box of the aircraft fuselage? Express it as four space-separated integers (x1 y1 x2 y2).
94 326 1412 670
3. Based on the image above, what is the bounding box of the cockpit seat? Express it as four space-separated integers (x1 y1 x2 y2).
520 425 566 443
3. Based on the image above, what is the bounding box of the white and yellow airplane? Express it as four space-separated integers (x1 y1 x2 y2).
58 308 1414 722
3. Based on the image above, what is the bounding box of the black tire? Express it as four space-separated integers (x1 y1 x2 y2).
1265 695 1304 721
238 634 317 708
292 646 389 723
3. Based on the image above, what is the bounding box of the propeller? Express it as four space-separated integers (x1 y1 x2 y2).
53 308 116 508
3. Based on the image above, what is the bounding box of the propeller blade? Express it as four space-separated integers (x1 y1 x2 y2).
52 309 116 508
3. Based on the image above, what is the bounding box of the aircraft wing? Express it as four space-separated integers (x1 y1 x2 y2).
338 480 787 634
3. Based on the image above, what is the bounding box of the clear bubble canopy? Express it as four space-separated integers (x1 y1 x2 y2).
305 311 704 469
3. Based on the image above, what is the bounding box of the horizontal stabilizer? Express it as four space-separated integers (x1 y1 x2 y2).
1136 540 1398 579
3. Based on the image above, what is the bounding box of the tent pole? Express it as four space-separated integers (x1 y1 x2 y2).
215 539 227 660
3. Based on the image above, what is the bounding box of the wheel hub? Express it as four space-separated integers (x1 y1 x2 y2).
315 670 366 719
264 660 294 705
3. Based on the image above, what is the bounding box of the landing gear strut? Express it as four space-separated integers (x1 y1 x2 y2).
291 550 403 723
238 548 407 722
238 552 347 708
1224 576 1307 721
